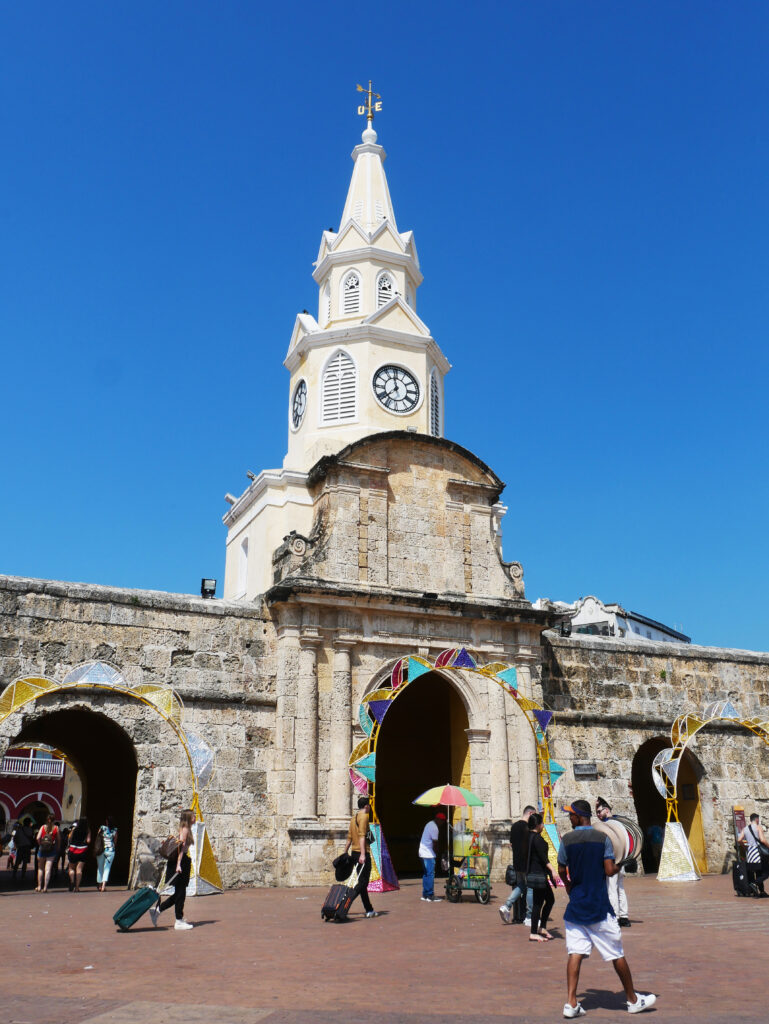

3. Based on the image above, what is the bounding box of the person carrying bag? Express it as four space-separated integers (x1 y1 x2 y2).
525 812 556 942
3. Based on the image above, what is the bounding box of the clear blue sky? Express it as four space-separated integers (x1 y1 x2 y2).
2 2 767 651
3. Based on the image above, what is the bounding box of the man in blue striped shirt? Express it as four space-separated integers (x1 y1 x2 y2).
557 799 657 1018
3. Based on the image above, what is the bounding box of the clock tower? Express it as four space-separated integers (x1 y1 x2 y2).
224 94 451 598
284 104 450 471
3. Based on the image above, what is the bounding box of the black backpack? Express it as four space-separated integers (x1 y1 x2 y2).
38 828 56 856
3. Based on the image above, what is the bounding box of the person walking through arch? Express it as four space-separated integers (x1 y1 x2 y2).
150 808 196 930
499 804 535 925
67 818 91 892
35 814 59 892
11 818 35 887
558 799 656 1018
95 816 118 892
340 795 378 919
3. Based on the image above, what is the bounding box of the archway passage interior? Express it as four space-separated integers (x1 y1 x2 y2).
375 671 469 875
632 737 707 875
14 708 138 885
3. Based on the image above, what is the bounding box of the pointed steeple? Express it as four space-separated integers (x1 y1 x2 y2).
340 125 398 233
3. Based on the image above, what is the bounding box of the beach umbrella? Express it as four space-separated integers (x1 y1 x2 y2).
413 784 484 872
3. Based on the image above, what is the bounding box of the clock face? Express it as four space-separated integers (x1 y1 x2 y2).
292 379 307 428
373 365 420 413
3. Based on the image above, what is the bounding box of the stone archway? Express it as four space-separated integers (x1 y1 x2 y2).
349 648 560 891
375 670 469 874
0 662 222 890
14 708 138 884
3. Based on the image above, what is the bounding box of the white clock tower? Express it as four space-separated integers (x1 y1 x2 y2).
223 89 451 599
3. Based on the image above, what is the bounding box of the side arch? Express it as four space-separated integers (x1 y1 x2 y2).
0 661 222 891
652 698 769 881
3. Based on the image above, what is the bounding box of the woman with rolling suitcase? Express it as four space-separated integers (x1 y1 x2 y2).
150 808 196 930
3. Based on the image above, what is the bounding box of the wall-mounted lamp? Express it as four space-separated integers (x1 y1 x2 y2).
200 578 217 599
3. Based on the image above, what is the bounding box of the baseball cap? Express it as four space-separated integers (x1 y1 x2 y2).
435 812 447 821
563 799 592 818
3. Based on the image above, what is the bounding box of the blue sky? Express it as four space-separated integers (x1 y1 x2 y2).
2 2 767 651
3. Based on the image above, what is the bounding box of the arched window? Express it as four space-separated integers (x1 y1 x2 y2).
377 272 394 309
320 281 331 326
342 271 360 315
430 371 441 437
322 350 357 423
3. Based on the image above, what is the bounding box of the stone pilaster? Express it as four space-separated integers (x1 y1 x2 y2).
328 638 355 825
293 635 321 823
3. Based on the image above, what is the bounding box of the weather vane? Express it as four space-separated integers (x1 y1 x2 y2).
356 81 382 126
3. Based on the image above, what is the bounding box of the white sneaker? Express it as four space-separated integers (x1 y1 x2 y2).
174 919 193 930
523 917 531 927
627 994 656 1014
563 1003 586 1018
499 905 511 924
365 910 378 918
149 906 159 928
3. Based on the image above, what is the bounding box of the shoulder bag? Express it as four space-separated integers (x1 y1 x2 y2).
158 834 182 859
749 825 769 861
525 833 547 889
505 863 516 887
93 828 105 857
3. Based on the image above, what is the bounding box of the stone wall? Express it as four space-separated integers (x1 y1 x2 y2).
0 575 278 888
541 632 769 871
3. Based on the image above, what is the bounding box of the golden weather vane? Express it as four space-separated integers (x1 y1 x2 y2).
356 80 382 125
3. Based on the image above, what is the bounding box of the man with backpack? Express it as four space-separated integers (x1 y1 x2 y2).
499 804 535 924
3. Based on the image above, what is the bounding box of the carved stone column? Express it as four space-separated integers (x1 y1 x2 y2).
293 635 321 822
328 638 355 825
487 677 512 824
465 727 491 831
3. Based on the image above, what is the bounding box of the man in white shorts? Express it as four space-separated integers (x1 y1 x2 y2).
557 799 656 1018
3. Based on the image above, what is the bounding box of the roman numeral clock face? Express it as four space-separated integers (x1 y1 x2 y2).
373 365 420 413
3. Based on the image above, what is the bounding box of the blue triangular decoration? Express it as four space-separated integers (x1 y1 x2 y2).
496 667 518 689
354 753 376 781
407 657 433 682
452 647 477 669
533 710 553 732
368 700 392 724
548 759 566 783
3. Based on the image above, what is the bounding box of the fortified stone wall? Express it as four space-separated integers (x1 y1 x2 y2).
0 575 279 888
541 632 769 872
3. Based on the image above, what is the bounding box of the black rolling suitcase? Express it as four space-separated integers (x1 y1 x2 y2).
321 864 361 922
732 860 757 897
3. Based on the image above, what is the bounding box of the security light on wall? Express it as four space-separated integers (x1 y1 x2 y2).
200 579 217 599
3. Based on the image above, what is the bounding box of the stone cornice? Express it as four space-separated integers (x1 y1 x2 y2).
0 575 264 620
222 467 310 530
312 245 423 287
284 324 450 376
543 631 769 666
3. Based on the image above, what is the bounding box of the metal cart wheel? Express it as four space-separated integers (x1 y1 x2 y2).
474 881 491 904
446 876 462 902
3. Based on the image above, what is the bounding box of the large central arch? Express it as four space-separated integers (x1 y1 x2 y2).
348 647 561 891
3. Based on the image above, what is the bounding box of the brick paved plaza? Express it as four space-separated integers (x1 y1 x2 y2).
0 874 763 1024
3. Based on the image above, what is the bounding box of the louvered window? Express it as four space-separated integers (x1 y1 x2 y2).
322 350 357 424
353 200 363 222
342 272 360 315
377 272 393 309
430 372 441 437
375 200 384 221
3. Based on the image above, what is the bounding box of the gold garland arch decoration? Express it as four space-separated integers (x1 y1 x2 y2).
348 648 563 892
0 661 222 890
652 698 769 882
